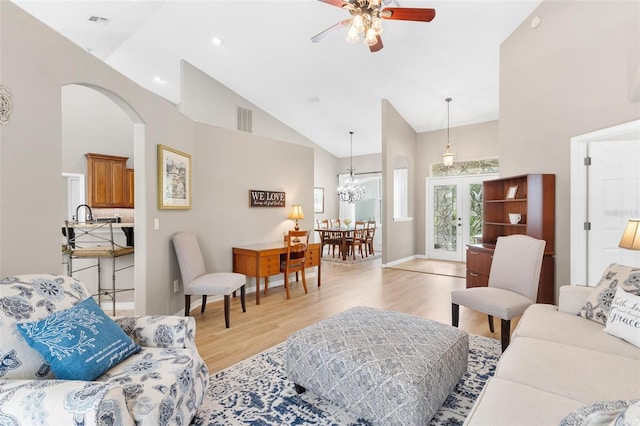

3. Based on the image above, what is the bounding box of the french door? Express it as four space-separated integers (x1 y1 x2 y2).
427 174 496 261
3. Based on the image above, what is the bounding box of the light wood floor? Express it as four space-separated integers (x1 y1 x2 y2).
193 258 511 373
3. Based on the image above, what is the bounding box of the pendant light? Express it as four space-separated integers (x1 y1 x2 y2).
442 97 455 167
337 131 365 204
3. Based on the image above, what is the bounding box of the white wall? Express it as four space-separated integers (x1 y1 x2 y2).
381 99 417 264
179 60 341 230
500 0 640 297
416 120 499 254
0 2 318 315
193 124 314 290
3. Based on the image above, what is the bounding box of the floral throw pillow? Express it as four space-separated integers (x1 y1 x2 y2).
0 274 89 380
579 263 640 325
560 400 639 426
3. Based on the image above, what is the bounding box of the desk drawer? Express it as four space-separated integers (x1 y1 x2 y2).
305 245 320 268
261 255 280 276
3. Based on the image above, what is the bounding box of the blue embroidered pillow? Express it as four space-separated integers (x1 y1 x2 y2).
17 297 141 381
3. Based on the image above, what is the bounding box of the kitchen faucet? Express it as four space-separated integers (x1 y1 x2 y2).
75 204 93 223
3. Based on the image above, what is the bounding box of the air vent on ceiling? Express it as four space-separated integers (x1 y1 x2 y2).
88 16 110 25
237 106 253 133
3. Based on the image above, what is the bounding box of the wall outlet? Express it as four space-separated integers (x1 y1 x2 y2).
173 279 179 293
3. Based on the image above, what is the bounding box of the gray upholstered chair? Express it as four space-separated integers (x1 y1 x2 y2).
172 232 246 327
451 234 546 351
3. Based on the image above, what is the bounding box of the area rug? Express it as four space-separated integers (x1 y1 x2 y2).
387 259 466 278
192 335 500 425
321 252 381 266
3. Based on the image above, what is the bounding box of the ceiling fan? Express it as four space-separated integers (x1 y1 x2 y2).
311 0 436 53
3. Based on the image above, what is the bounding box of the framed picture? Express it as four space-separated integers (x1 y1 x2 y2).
314 187 324 213
158 144 191 209
506 184 518 200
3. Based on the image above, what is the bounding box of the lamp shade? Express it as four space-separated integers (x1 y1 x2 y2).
288 205 305 220
619 219 640 250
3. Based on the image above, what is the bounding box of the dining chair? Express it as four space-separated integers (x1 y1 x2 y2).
316 219 331 256
451 234 546 351
347 222 367 259
365 221 376 255
330 218 341 228
281 230 309 299
172 232 246 328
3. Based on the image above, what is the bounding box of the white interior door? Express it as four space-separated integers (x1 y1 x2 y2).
587 140 640 284
571 120 640 286
427 174 495 261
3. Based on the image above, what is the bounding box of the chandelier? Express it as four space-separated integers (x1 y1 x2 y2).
442 97 455 167
346 0 384 46
337 131 365 204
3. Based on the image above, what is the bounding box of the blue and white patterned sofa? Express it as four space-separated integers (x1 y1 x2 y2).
0 274 209 425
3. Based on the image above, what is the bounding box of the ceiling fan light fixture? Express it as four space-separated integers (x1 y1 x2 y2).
365 27 378 46
346 25 360 43
372 17 383 33
352 14 365 33
314 0 436 53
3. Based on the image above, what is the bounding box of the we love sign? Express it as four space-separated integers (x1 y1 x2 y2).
249 190 286 207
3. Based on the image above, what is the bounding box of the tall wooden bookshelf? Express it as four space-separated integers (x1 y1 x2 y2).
466 174 556 304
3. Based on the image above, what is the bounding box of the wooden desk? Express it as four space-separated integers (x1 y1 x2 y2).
232 242 321 305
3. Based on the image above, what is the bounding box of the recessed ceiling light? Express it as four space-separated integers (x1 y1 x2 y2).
212 37 223 47
154 76 167 85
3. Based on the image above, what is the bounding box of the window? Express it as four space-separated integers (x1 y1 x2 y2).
393 167 409 220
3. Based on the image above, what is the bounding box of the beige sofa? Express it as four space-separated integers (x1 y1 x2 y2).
465 285 640 425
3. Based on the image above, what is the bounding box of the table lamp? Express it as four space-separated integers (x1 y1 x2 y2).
619 219 640 250
288 205 305 232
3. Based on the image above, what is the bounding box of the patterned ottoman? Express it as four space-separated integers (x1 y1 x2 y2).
285 306 469 425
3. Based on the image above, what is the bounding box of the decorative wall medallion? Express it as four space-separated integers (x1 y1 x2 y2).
0 87 11 125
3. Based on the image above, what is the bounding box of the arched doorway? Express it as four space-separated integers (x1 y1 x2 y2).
61 84 146 315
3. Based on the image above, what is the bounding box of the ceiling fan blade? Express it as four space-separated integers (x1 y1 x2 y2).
380 7 436 22
369 35 384 53
311 18 352 43
317 0 351 9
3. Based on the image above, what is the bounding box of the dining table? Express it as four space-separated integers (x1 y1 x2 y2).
315 227 354 261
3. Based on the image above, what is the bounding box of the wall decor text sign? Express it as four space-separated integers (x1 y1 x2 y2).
249 190 286 207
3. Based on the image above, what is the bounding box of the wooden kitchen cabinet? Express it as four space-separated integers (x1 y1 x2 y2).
467 174 556 304
86 153 131 208
125 168 135 208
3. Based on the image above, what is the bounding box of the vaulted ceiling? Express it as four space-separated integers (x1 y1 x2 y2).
14 0 542 157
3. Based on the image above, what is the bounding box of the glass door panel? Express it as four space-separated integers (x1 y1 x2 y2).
427 175 496 261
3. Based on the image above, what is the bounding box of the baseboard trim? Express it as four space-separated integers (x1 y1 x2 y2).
381 255 417 268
